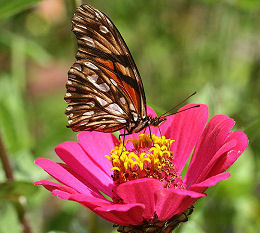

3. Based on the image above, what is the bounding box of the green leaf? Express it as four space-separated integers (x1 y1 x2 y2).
237 0 260 11
0 0 42 19
0 74 32 152
0 31 51 65
0 181 37 200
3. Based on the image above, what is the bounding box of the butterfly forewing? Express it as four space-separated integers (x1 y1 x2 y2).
65 4 147 132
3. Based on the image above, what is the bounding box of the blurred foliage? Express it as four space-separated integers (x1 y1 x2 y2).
0 0 259 232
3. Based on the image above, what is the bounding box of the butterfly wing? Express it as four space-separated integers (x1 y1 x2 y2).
65 4 147 132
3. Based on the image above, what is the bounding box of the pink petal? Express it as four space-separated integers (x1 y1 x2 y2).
95 203 145 225
55 141 114 196
192 131 247 183
184 115 235 186
35 158 102 198
147 106 158 118
207 131 248 177
69 193 112 209
38 183 145 225
116 178 163 220
34 180 78 197
162 104 208 172
155 188 205 221
77 131 117 175
52 189 73 200
69 193 144 225
69 194 113 211
189 172 230 193
191 138 236 184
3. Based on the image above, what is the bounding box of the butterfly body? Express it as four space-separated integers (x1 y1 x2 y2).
65 4 166 134
126 116 166 134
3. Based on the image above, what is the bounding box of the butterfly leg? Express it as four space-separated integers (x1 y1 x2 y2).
158 126 162 137
119 128 128 156
148 125 154 145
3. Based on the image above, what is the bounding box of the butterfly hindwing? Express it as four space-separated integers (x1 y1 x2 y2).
65 59 138 132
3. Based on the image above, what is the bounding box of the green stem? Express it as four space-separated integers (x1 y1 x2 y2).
0 133 14 181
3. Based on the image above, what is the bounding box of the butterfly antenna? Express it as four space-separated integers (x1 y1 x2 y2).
163 105 200 117
161 91 197 117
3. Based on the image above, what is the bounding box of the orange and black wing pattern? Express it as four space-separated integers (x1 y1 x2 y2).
65 4 147 132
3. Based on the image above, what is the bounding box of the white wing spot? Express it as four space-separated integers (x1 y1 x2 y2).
96 96 108 106
87 101 95 107
110 79 117 86
132 112 138 121
80 120 89 126
106 18 113 27
129 104 135 111
76 24 88 30
100 25 109 34
96 10 104 17
67 80 72 85
88 74 99 83
69 113 74 118
81 36 95 47
105 103 124 114
67 86 76 92
116 118 127 123
68 120 73 124
133 68 140 81
97 83 110 92
66 106 73 111
120 97 126 104
83 111 94 116
74 15 84 21
66 93 72 97
85 62 98 70
74 64 82 71
95 11 101 19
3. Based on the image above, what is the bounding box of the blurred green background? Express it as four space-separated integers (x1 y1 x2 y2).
0 0 259 232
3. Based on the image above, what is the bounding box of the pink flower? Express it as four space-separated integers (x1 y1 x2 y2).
34 104 248 231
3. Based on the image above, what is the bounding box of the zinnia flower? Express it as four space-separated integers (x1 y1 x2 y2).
35 104 248 232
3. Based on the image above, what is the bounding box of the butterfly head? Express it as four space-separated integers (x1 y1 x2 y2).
150 116 167 127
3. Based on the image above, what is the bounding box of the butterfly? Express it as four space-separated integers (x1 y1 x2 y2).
64 4 168 135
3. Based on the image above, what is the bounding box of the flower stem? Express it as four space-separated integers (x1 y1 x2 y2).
0 134 32 233
0 134 14 181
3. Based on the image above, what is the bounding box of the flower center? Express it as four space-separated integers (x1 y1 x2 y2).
105 134 185 189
